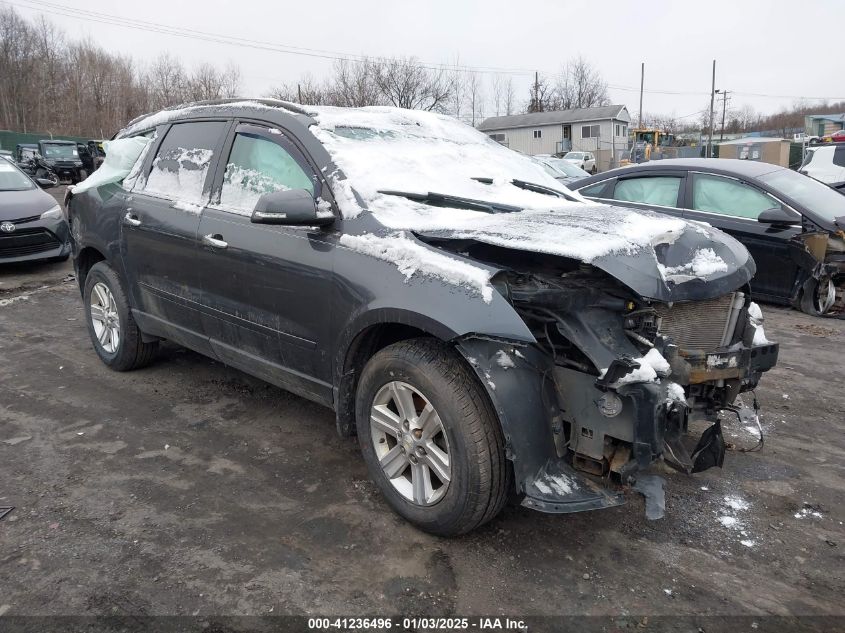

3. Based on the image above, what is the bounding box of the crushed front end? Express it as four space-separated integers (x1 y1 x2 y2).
454 258 778 515
511 266 777 502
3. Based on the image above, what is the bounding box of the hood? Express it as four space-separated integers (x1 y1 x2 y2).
0 187 58 221
413 204 755 303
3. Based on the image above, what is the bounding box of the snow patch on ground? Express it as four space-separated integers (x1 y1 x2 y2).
794 507 823 519
339 232 494 303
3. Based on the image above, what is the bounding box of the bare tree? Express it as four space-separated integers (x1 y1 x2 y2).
504 77 516 115
332 58 382 107
267 73 331 105
467 71 484 126
146 53 186 110
555 56 609 110
526 73 558 113
490 74 503 117
371 57 452 112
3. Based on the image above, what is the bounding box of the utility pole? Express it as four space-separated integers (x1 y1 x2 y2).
707 60 716 158
717 89 730 142
638 62 644 129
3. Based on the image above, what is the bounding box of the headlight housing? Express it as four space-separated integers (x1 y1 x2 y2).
41 204 62 220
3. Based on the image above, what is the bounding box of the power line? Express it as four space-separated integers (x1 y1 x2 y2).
3 0 538 76
6 0 845 103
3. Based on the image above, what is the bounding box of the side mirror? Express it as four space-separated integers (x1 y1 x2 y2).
250 188 334 226
36 177 56 188
757 207 800 226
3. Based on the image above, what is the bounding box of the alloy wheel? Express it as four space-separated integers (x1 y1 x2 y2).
90 282 120 353
815 277 837 315
370 381 451 506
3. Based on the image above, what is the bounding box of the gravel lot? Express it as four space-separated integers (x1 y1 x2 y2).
0 198 843 627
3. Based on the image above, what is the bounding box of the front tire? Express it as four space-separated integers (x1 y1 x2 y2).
83 261 157 371
356 338 508 536
800 276 838 316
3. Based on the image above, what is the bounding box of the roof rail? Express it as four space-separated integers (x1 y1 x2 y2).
121 98 309 134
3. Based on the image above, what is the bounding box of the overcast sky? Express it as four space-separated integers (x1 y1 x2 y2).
11 0 845 121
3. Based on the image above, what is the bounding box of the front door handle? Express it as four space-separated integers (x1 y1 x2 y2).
202 233 228 249
123 211 141 227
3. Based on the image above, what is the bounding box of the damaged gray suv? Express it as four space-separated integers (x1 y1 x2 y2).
68 99 778 535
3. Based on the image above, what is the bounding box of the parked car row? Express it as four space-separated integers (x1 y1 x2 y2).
62 99 778 535
570 159 845 316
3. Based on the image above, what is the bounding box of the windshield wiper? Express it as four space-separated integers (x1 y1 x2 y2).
378 190 522 214
472 177 580 202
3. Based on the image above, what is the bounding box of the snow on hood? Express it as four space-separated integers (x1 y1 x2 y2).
307 106 753 301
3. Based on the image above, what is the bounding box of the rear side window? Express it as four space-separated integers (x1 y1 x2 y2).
218 125 316 215
692 174 778 219
614 176 682 207
141 121 227 205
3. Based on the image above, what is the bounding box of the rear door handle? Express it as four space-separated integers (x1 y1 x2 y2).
202 233 228 249
123 211 141 227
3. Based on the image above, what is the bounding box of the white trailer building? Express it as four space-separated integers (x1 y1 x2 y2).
478 105 632 170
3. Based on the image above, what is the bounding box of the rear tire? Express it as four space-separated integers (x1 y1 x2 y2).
355 338 508 536
83 261 157 371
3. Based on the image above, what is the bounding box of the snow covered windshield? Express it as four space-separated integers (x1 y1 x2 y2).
307 106 588 217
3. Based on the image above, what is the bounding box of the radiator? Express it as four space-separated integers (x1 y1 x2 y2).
655 292 744 352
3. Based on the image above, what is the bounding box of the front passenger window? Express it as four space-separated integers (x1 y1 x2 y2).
219 128 315 214
692 174 778 219
613 176 681 207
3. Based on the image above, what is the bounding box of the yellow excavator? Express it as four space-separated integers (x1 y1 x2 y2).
626 128 676 164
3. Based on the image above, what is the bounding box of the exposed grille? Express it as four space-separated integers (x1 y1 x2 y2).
655 293 742 352
0 227 60 258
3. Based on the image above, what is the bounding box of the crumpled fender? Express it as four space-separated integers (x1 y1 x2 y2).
454 336 624 513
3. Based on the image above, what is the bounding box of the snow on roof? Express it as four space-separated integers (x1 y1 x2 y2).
119 99 294 137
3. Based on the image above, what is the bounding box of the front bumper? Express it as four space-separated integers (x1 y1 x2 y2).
0 216 70 263
456 328 778 515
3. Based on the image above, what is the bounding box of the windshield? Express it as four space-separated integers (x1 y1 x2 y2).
759 168 845 222
543 157 589 177
564 152 584 159
307 106 585 220
0 160 35 191
42 143 78 159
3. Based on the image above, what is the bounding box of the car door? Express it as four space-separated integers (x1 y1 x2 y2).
120 119 229 351
580 172 687 220
196 122 335 405
682 172 803 302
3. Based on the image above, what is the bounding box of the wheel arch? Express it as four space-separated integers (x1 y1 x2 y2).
75 246 108 292
333 308 465 437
